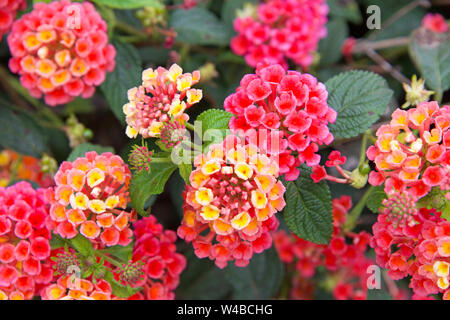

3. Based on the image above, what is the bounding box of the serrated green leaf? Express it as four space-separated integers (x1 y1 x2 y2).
104 271 142 298
100 40 142 124
92 0 163 9
130 159 177 216
100 244 133 263
0 107 48 158
178 162 192 184
318 18 348 66
366 186 386 214
69 234 94 257
197 108 233 131
224 247 284 299
325 70 393 139
409 28 450 100
170 8 230 46
176 249 232 299
283 165 333 244
67 143 114 162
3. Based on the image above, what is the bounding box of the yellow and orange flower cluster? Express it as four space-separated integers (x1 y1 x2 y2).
7 0 116 106
123 63 202 139
177 135 286 268
0 150 53 188
367 102 449 198
41 275 117 300
47 151 134 248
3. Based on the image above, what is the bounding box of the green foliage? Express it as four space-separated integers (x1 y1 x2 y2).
100 244 133 263
100 40 142 124
130 158 177 216
326 70 393 139
67 143 114 162
170 8 229 46
69 234 94 257
283 165 333 244
327 0 362 24
104 271 142 298
366 187 387 214
176 249 232 299
0 107 48 158
92 0 163 9
409 29 450 100
318 18 348 66
178 162 192 184
224 247 284 299
196 108 233 150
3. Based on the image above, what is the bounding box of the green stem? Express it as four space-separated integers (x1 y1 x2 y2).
344 185 375 232
185 122 195 131
96 251 123 269
359 130 372 166
115 20 148 38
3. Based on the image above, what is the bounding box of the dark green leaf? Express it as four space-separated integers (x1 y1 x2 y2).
93 0 163 9
69 234 94 257
224 247 284 299
327 0 362 24
67 143 114 162
130 159 177 216
366 186 387 214
100 244 133 263
170 8 229 46
176 249 232 299
326 70 393 139
104 271 142 298
318 18 348 65
178 162 192 184
283 165 333 244
0 107 48 158
409 28 450 99
100 40 142 124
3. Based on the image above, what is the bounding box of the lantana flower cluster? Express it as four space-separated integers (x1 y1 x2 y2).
224 63 336 181
231 0 328 68
123 63 202 139
0 150 53 188
371 205 450 300
178 135 285 268
422 13 448 33
274 196 373 300
46 151 134 248
367 102 449 198
7 0 116 106
0 182 53 300
41 274 116 300
127 215 186 300
0 0 26 40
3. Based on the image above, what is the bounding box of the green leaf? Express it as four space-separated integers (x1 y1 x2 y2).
176 249 232 299
366 186 387 214
283 165 333 244
195 108 233 151
50 234 66 250
178 162 192 184
0 107 48 158
224 247 284 299
325 70 393 139
100 244 133 263
92 0 163 9
170 8 230 46
69 234 94 257
327 0 362 24
409 28 450 100
67 143 114 162
130 159 177 216
104 271 142 298
100 40 142 124
318 18 348 66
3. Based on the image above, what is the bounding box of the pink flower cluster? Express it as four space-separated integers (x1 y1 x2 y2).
0 0 26 40
367 102 450 198
224 63 336 181
7 0 116 106
422 13 448 33
371 206 450 300
128 216 186 300
46 151 134 248
0 182 53 300
274 196 373 300
123 63 202 139
231 0 328 68
178 135 285 268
